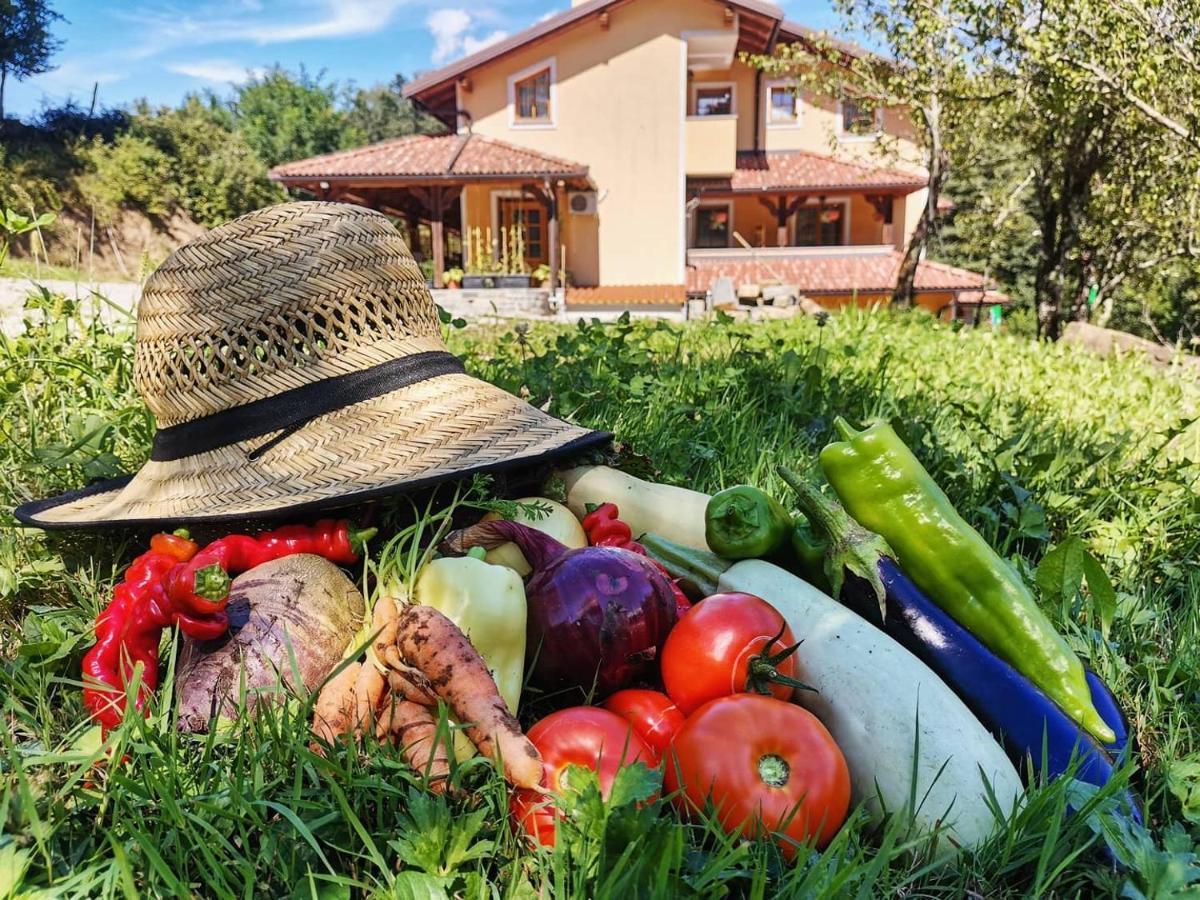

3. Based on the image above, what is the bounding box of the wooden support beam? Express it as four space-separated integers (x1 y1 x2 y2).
757 194 803 246
546 179 561 296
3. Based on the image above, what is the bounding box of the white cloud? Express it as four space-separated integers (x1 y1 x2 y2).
462 29 508 56
167 59 265 84
122 0 412 59
425 9 508 65
427 8 471 64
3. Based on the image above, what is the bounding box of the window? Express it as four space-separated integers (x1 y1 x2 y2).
515 68 551 121
694 204 732 248
767 83 800 125
840 99 879 136
693 84 734 116
794 204 845 246
508 58 556 127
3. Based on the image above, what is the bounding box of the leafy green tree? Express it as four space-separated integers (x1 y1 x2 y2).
750 1 995 306
344 74 441 143
75 131 175 224
131 96 281 226
231 65 351 169
0 0 63 121
959 0 1200 339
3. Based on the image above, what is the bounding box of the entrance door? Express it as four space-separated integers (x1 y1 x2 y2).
496 197 547 269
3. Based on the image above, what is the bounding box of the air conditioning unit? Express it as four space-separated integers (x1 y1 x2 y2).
568 191 598 215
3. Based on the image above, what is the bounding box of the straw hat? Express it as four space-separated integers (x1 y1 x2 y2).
15 201 609 529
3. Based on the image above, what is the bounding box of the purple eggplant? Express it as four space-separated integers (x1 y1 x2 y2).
777 467 1137 807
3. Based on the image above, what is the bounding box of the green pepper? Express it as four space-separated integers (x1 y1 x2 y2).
705 485 792 559
789 515 832 593
819 418 1115 744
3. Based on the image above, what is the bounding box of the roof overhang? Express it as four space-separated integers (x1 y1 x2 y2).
272 172 592 189
405 0 787 116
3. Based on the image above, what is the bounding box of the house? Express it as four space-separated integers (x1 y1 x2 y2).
270 0 1000 317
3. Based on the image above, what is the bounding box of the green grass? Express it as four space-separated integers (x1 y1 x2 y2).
4 298 1200 897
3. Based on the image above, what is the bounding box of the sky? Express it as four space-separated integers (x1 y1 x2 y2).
5 0 842 119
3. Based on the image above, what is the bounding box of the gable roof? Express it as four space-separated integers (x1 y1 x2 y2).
270 134 589 185
404 0 786 120
690 149 925 195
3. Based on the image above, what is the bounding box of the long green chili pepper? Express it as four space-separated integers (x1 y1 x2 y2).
818 417 1115 744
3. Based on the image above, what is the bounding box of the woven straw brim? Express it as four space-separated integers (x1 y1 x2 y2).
16 371 609 529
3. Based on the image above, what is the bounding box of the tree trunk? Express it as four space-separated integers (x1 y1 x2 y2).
1 66 7 123
893 93 947 308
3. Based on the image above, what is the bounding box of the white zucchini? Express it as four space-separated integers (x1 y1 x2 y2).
718 559 1022 853
559 466 711 551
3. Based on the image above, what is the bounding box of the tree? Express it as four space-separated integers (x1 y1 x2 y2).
344 74 441 144
231 65 352 169
965 0 1200 338
0 0 63 121
750 1 995 306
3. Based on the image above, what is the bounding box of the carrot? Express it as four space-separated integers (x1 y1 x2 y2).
376 696 452 792
312 661 362 747
395 604 543 789
372 596 400 661
386 665 439 707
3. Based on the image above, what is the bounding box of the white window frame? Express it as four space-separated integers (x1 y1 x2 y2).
793 197 850 245
508 57 557 130
690 81 737 117
692 200 735 248
765 79 802 128
836 98 882 141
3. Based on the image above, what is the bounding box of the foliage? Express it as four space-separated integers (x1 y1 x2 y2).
0 207 54 268
748 0 995 307
127 96 281 228
344 74 441 144
75 133 176 225
5 299 1200 894
0 0 63 121
230 65 355 170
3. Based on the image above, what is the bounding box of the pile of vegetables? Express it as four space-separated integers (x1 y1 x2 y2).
73 418 1139 863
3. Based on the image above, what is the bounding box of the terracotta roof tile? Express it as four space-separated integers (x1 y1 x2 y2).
270 134 588 182
566 284 687 307
704 150 925 194
686 249 1007 301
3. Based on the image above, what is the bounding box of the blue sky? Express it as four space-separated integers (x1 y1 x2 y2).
6 0 841 119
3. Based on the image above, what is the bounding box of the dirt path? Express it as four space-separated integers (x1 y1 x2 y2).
0 276 141 337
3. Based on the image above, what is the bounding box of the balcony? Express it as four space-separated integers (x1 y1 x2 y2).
685 115 738 177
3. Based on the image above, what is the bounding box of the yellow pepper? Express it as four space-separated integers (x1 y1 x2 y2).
412 553 527 759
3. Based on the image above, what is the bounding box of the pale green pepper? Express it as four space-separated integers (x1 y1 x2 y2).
412 554 527 759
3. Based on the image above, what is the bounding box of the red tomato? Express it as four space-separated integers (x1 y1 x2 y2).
660 592 800 715
511 706 655 846
602 689 685 760
665 693 850 856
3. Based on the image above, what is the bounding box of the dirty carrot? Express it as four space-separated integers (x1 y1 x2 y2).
376 697 452 792
394 604 543 789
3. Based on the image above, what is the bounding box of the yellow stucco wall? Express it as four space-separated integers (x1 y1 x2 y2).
461 0 731 285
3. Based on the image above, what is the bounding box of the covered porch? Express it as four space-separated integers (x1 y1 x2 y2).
270 133 592 292
686 149 928 252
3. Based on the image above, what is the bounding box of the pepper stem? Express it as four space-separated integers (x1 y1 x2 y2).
192 564 231 603
832 417 861 442
172 527 191 540
777 466 894 619
640 533 729 598
347 525 378 557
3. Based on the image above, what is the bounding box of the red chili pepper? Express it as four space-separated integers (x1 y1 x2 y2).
583 503 691 618
82 520 377 731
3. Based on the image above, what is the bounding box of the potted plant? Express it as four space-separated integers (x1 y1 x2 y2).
442 266 464 289
533 264 571 288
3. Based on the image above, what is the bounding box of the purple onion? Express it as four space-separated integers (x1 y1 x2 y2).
444 520 678 699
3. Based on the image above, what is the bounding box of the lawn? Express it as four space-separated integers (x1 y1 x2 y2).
4 297 1200 897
